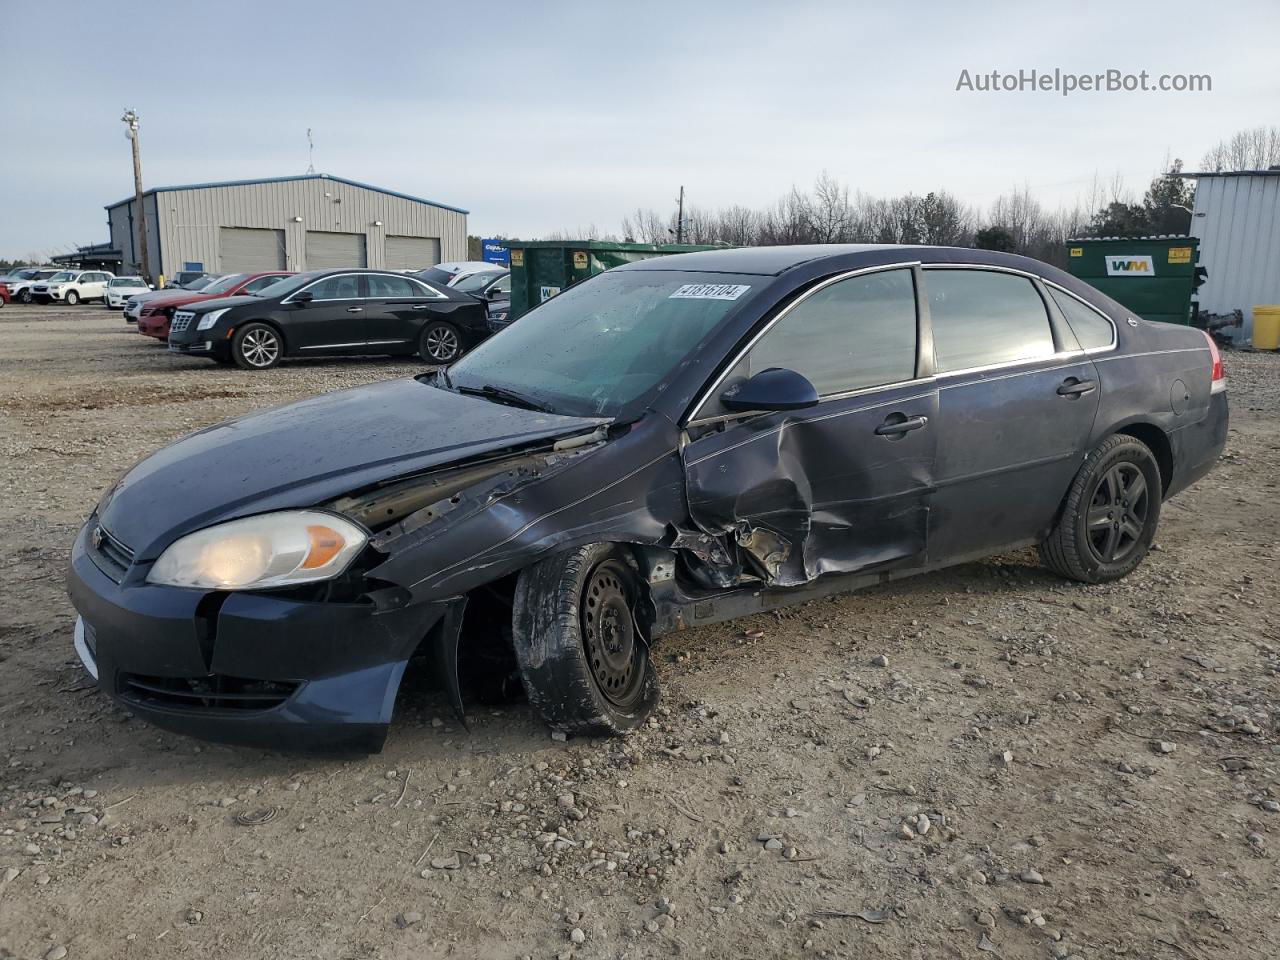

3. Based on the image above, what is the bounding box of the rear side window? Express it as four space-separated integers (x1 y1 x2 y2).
367 274 418 299
747 268 918 395
927 270 1054 373
1048 287 1114 350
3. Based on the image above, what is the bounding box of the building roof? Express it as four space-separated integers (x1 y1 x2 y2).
105 173 468 215
1172 168 1280 179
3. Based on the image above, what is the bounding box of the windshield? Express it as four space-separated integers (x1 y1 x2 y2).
199 273 248 295
109 277 145 287
179 276 215 290
48 272 75 282
415 267 454 286
453 270 504 293
446 270 759 418
4 269 37 281
249 271 323 299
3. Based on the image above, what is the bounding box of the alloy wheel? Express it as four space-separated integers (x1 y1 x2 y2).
423 324 459 363
241 329 280 368
580 560 645 708
1086 462 1149 563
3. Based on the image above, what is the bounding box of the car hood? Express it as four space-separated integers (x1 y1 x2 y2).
97 378 607 558
182 294 262 314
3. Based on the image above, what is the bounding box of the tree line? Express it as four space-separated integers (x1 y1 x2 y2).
522 124 1279 269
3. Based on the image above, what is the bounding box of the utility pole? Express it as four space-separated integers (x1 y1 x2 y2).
121 109 151 283
675 184 686 244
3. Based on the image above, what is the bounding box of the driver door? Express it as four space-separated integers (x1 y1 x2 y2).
285 273 368 352
682 267 938 587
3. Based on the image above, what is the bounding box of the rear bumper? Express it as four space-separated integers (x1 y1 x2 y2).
1166 391 1228 499
67 520 448 752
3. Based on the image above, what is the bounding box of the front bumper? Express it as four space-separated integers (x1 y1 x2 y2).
67 521 448 752
137 315 170 339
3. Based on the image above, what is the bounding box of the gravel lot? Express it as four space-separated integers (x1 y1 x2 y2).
1 303 1278 960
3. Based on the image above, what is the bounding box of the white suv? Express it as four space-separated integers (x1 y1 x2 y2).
32 270 115 304
105 276 150 309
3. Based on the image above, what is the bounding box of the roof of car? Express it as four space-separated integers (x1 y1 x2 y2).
616 244 1037 276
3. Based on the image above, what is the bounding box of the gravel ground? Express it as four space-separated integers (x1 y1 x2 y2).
1 303 1278 960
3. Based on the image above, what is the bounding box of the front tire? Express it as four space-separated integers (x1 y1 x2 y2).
65 290 80 305
512 543 660 737
418 321 462 364
17 289 32 304
231 323 283 370
1039 434 1162 584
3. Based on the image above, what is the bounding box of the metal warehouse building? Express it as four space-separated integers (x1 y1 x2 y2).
1178 168 1280 343
107 173 468 282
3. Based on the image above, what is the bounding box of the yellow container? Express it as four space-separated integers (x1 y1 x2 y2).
1254 305 1280 351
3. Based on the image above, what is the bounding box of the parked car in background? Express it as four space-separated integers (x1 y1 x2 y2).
1 268 60 304
452 268 512 331
415 261 503 287
31 270 115 304
169 270 209 288
104 277 150 309
124 275 220 323
166 269 489 368
65 244 1228 751
137 271 293 340
0 284 8 307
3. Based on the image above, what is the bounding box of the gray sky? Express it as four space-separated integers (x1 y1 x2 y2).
3 0 1277 259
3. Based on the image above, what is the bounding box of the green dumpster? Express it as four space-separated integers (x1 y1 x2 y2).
1064 236 1199 325
507 240 723 321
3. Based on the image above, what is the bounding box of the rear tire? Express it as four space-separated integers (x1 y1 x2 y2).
418 321 462 364
231 322 283 370
1039 434 1162 584
65 290 80 305
512 543 659 737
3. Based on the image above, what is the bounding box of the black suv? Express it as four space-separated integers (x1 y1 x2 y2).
165 269 490 369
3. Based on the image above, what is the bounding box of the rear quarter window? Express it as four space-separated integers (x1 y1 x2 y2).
927 269 1055 373
1048 287 1115 351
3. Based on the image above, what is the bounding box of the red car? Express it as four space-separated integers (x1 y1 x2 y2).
137 271 293 340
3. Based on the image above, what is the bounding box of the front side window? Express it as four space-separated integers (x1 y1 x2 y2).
1048 287 1114 351
927 269 1055 373
745 268 918 397
491 274 511 296
305 274 361 300
367 274 417 299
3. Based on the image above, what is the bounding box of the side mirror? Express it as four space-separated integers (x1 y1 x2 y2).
720 367 819 413
486 287 503 300
292 290 314 305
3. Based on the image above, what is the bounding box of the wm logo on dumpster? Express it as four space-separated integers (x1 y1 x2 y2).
1104 255 1155 277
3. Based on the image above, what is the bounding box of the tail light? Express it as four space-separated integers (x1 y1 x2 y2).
1203 330 1226 393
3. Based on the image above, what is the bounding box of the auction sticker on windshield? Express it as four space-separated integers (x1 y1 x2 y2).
669 283 751 300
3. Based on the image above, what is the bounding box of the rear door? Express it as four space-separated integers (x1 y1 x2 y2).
922 267 1100 561
283 273 368 352
363 273 445 352
682 266 938 586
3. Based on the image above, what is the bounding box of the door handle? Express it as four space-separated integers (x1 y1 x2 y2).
1057 378 1096 397
412 304 430 310
875 414 928 437
346 306 364 313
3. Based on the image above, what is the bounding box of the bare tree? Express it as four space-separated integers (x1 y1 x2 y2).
1200 125 1280 172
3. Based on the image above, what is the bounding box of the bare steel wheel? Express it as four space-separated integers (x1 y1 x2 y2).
418 321 461 364
581 559 646 709
232 323 283 370
512 543 659 736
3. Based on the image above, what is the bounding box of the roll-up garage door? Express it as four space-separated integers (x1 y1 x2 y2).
385 235 441 271
220 228 286 272
305 231 367 270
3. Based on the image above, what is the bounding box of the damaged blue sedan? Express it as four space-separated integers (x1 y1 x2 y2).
67 245 1228 752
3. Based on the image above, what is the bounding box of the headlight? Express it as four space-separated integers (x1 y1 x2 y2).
147 511 367 590
196 307 230 331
